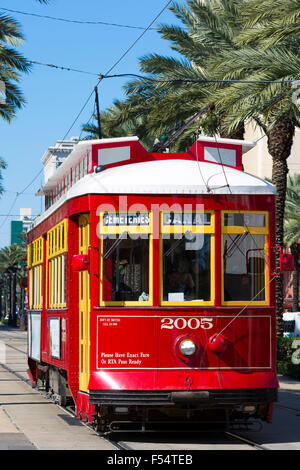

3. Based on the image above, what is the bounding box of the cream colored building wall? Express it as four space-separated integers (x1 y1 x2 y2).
243 122 300 180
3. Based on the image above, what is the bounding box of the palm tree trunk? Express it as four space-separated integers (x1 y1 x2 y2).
7 275 12 325
268 115 295 335
11 270 17 327
291 243 300 312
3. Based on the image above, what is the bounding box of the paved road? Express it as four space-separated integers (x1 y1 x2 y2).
0 325 115 450
1 324 300 451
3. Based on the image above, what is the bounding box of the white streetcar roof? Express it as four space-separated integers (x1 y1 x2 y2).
32 159 276 228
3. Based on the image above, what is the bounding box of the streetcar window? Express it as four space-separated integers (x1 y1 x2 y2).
224 213 265 227
47 220 68 309
102 235 150 303
162 233 211 302
88 151 92 172
223 233 266 301
28 238 44 310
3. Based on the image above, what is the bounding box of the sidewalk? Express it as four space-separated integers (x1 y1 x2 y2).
278 374 300 392
0 324 116 450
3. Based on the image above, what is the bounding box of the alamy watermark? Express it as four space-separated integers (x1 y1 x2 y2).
95 197 206 250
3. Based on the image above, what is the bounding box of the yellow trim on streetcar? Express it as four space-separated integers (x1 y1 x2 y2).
159 210 215 307
28 236 44 310
46 219 68 309
221 210 269 306
99 211 153 307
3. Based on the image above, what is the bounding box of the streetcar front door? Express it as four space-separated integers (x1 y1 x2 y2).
78 214 90 392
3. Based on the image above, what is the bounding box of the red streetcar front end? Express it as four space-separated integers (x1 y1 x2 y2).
87 193 278 432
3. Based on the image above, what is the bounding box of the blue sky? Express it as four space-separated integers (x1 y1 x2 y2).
0 0 183 247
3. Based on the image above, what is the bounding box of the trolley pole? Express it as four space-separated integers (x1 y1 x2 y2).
94 86 102 140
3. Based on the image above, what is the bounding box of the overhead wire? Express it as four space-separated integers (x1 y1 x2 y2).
0 0 174 238
26 62 300 85
0 193 19 231
76 0 174 141
0 7 157 30
104 0 173 77
28 60 98 77
0 166 45 233
210 128 277 339
59 0 174 143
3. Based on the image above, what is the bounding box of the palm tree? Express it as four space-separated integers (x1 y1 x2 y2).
210 19 300 334
81 100 154 148
237 0 300 47
88 0 300 333
0 244 27 325
131 0 300 332
83 0 246 150
284 174 300 312
0 14 31 122
0 1 52 122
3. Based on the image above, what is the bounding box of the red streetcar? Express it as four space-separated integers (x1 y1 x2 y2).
27 135 281 431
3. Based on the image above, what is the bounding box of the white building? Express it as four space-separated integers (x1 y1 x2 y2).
243 122 300 179
20 208 34 232
41 137 78 184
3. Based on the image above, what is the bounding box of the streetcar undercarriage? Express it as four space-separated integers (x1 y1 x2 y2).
29 362 276 433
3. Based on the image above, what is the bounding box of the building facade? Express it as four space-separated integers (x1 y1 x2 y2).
243 122 300 179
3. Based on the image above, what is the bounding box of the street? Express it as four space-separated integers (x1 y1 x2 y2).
1 324 300 451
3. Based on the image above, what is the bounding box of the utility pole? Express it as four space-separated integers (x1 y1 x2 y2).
94 86 102 140
12 268 17 327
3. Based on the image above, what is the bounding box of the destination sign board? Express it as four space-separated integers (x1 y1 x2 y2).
103 213 150 226
163 212 211 226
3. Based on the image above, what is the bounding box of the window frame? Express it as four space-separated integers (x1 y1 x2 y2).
47 219 68 309
221 210 269 306
28 236 44 310
159 210 215 307
99 211 153 307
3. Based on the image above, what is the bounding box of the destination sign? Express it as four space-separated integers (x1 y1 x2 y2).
163 212 211 226
103 213 150 226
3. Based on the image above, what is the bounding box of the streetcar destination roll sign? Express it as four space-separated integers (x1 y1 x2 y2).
163 212 211 226
103 213 150 226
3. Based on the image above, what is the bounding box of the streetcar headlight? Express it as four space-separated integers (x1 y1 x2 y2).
179 339 197 356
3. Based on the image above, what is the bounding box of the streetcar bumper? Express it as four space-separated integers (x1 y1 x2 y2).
89 387 278 406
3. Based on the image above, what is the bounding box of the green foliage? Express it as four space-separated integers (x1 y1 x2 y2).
284 174 300 246
237 0 300 47
0 14 31 122
0 0 52 122
277 336 294 361
277 336 300 380
0 243 27 275
83 0 300 151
